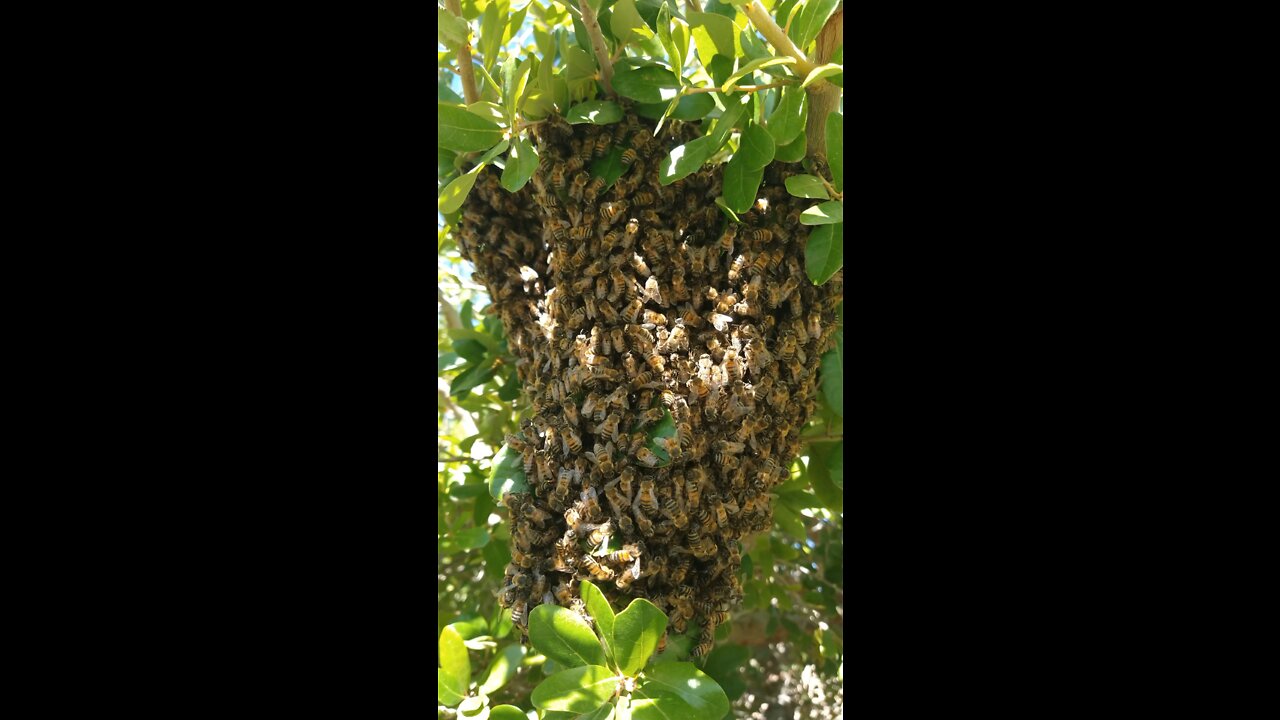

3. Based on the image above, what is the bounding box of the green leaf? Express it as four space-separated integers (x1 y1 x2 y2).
451 360 498 396
705 92 752 151
501 135 540 192
714 196 740 222
480 644 527 694
723 152 763 214
722 57 795 94
634 92 715 121
477 139 510 165
785 174 829 199
773 503 807 541
631 663 730 720
612 598 667 675
564 46 597 82
805 222 842 284
453 338 485 363
504 57 532 124
775 133 806 162
806 443 843 513
612 64 681 104
529 604 607 669
827 112 843 192
590 146 629 189
789 0 840 50
766 86 807 147
580 580 617 665
479 0 510 73
611 0 656 45
449 327 501 354
644 410 677 466
440 626 471 695
439 163 484 214
488 443 530 500
439 82 465 105
488 706 527 720
821 330 843 416
566 100 624 125
531 665 617 714
830 441 843 489
467 100 507 124
578 703 615 720
687 11 736 63
658 134 716 186
800 200 843 225
738 121 775 170
438 8 470 50
801 62 843 89
439 668 466 707
439 103 504 153
706 53 735 87
701 645 749 701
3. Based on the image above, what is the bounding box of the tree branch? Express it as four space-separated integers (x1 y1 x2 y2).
578 0 614 95
804 5 843 156
438 288 463 330
445 0 480 104
741 1 816 77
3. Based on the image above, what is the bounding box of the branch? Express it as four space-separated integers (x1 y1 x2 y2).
741 1 816 77
438 288 463 330
802 434 843 444
804 4 843 156
445 0 480 104
578 0 614 95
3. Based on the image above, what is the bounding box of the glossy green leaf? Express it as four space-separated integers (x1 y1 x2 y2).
488 443 530 500
439 668 466 707
611 0 655 45
775 133 806 162
488 706 526 720
612 64 681 104
714 196 740 222
773 503 807 541
564 46 597 82
687 11 736 62
789 0 840 50
701 644 749 701
504 57 532 123
766 86 807 147
722 57 795 94
479 0 510 73
739 121 775 170
806 443 843 512
723 152 763 214
476 139 509 166
501 135 540 192
658 134 716 186
612 598 667 675
531 665 617 713
439 82 465 105
580 580 617 665
466 100 507 124
590 146 629 189
805 222 842 285
800 200 843 225
529 604 607 669
634 92 715 121
821 330 843 416
439 164 484 214
479 644 527 694
801 62 843 89
439 103 504 153
631 663 730 720
706 53 735 87
738 25 770 60
457 526 491 550
578 703 615 720
440 626 471 695
706 93 752 150
827 112 843 191
438 8 470 50
458 695 485 718
450 361 497 396
785 174 830 199
566 100 624 125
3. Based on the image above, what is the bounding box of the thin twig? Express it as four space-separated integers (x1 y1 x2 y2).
578 0 614 95
444 0 479 104
684 80 794 94
438 454 473 463
438 288 463 330
802 434 844 444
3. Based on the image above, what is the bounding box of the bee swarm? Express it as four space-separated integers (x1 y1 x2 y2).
456 111 843 658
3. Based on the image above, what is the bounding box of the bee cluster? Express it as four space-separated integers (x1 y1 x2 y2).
455 110 843 658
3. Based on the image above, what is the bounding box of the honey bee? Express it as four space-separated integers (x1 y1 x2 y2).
588 520 614 546
599 300 619 324
709 313 732 332
618 466 636 501
554 580 573 606
593 442 616 476
722 347 742 381
637 479 659 513
728 254 748 282
654 436 681 460
643 275 665 306
644 351 665 373
625 219 640 240
778 333 797 361
621 148 638 166
594 134 610 158
582 554 615 580
768 384 790 409
525 503 553 528
636 407 665 428
686 376 709 400
595 275 610 300
633 505 654 535
600 412 622 443
632 130 653 152
615 558 641 590
671 557 691 585
609 267 628 303
617 514 635 535
689 246 706 274
633 190 655 207
562 400 580 427
624 297 645 323
570 225 593 243
585 175 606 203
643 309 667 326
564 505 583 532
670 268 688 301
600 201 627 224
550 166 566 191
662 496 688 528
606 542 641 566
626 323 655 352
718 224 736 254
